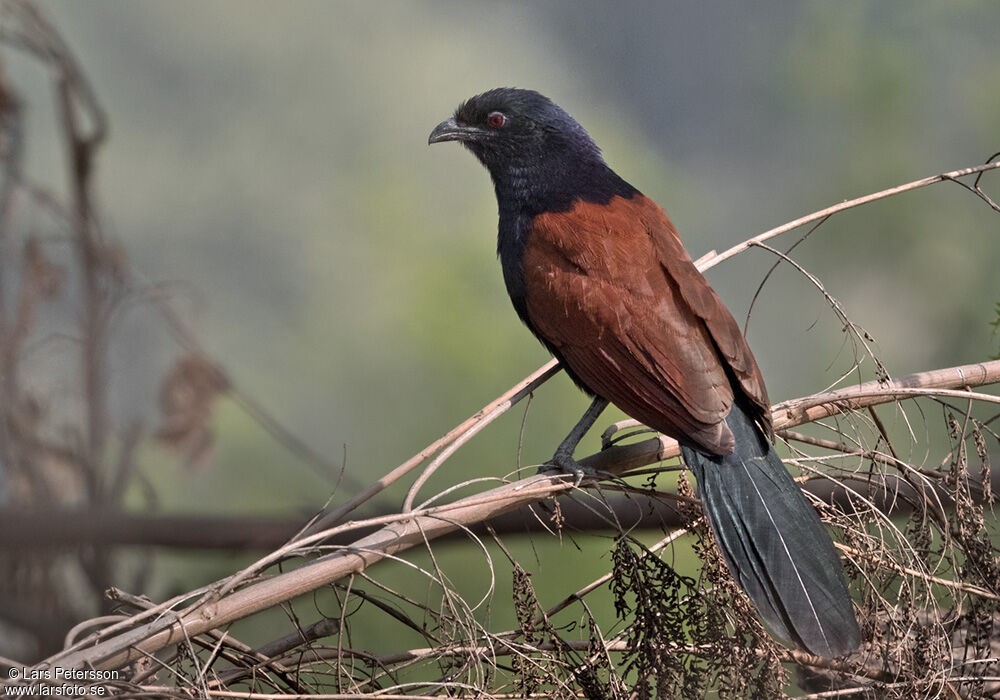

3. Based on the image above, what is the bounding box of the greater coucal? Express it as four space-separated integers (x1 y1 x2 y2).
429 88 861 658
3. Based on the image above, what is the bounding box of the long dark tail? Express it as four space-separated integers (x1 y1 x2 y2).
680 402 861 658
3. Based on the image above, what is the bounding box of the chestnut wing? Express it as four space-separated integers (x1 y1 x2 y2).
522 195 770 454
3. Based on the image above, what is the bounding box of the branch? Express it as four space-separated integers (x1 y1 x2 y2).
302 359 561 536
38 357 1000 671
9 462 1000 550
589 359 1000 473
697 159 1000 270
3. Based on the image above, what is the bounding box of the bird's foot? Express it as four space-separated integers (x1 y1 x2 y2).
538 449 596 487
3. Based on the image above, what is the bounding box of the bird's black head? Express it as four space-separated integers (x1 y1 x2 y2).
429 88 635 213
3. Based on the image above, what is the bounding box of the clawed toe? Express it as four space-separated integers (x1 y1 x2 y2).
538 450 596 487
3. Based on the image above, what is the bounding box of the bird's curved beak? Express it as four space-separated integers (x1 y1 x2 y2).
428 117 482 145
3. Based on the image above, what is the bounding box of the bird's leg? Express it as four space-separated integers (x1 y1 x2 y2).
541 397 609 486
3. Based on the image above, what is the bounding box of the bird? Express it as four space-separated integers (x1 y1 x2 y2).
428 87 861 658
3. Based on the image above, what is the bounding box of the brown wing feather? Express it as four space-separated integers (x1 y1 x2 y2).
643 197 772 435
523 194 771 455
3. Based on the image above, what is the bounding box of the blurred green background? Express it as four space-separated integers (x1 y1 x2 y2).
8 0 1000 675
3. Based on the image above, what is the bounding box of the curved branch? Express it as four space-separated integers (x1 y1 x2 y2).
38 358 1000 671
698 159 1000 270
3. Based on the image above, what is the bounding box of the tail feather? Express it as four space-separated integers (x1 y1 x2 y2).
681 402 861 658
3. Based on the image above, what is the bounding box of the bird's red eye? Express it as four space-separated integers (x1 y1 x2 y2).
486 111 507 129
